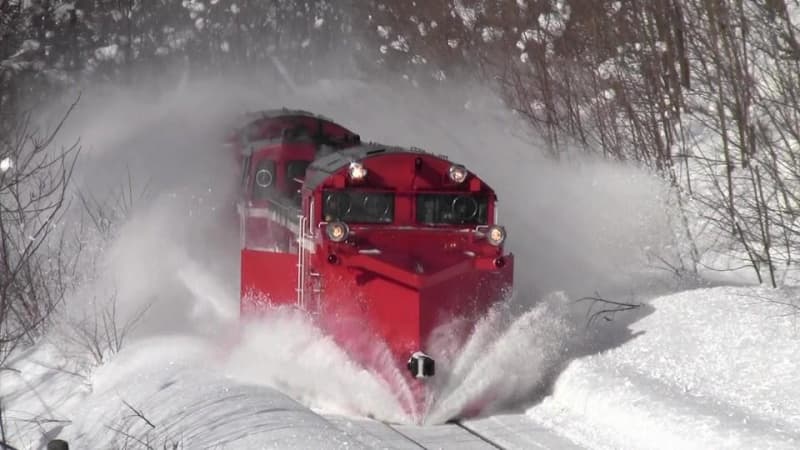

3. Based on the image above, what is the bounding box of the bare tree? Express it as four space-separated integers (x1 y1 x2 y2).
58 291 151 368
0 98 80 367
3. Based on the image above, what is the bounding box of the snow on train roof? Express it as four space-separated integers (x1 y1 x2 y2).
231 109 360 156
230 108 342 133
233 108 327 125
303 143 452 191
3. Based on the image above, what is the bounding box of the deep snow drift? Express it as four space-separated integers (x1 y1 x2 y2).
2 337 366 449
3 76 689 447
525 286 800 449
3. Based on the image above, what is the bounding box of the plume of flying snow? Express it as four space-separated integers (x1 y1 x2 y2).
424 292 573 424
224 308 412 423
41 71 675 425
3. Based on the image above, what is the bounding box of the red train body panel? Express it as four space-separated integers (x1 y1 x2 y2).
230 110 514 418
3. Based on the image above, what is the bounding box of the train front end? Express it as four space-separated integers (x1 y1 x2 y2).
301 145 514 413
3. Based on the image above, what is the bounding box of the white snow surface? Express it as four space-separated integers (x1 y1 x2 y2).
3 77 799 448
6 285 799 448
526 286 800 449
2 336 366 449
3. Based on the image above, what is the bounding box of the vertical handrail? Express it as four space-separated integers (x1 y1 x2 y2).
308 199 320 313
309 199 315 238
301 214 306 308
296 214 306 308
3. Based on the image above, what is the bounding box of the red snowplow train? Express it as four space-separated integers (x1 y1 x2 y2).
229 110 514 414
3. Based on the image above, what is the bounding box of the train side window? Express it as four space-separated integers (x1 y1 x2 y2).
286 160 310 205
252 159 276 201
241 156 252 191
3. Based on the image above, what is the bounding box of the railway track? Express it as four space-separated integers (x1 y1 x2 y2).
452 421 505 449
386 420 505 449
325 414 581 449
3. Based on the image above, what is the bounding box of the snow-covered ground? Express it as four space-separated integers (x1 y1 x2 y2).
526 286 800 449
3 78 799 448
4 285 799 448
1 337 365 449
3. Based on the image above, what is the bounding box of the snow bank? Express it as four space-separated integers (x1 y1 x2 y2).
0 344 92 449
525 286 800 449
2 336 366 449
75 337 363 449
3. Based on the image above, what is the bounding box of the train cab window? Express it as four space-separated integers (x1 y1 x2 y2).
241 156 252 190
323 190 394 224
252 159 276 201
416 194 489 225
286 160 310 205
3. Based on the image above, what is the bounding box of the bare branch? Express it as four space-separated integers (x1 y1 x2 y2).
121 400 157 430
576 293 643 328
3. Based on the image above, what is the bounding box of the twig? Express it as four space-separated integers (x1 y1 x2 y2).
576 293 642 327
105 424 152 449
122 400 156 430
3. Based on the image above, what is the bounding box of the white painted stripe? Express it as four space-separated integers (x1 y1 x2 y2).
241 205 316 252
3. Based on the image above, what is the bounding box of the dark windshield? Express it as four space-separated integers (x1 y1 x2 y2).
323 190 394 223
417 194 489 225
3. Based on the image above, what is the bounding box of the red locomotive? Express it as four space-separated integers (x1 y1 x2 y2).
230 110 514 415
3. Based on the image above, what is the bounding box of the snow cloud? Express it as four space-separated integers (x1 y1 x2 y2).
41 68 674 424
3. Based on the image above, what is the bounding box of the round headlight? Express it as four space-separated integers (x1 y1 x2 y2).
348 162 368 180
448 164 468 183
486 225 506 246
326 221 349 242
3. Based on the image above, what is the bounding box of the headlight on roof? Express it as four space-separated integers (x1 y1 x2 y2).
486 225 506 246
448 164 468 183
326 221 349 242
348 162 368 181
